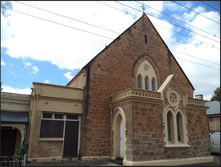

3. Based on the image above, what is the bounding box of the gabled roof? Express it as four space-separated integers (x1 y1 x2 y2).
67 13 194 90
205 101 220 115
157 74 187 96
66 15 144 86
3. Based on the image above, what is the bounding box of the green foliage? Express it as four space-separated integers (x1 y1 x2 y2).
15 144 24 157
210 87 220 101
9 144 24 166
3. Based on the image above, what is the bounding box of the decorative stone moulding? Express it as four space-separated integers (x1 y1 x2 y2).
167 89 180 107
1 100 30 106
188 99 205 106
111 88 161 102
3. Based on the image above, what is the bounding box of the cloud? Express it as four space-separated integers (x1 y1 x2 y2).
1 1 136 70
1 60 6 65
169 10 220 100
148 15 177 48
144 1 164 17
45 80 49 83
32 66 39 74
1 1 13 18
10 71 22 77
2 85 31 94
147 4 220 101
24 61 32 67
1 14 14 41
1 1 220 101
23 61 32 69
164 1 193 13
63 72 74 80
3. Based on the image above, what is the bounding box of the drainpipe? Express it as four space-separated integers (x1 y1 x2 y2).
28 88 37 159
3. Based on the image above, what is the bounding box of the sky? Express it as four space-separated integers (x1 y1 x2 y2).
1 1 220 100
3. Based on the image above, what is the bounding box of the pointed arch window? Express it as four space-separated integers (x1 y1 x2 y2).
177 112 183 142
136 59 157 91
152 78 155 91
145 76 148 90
137 75 142 89
163 107 190 148
167 111 173 142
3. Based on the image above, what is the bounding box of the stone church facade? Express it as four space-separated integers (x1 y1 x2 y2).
65 13 212 165
26 13 213 165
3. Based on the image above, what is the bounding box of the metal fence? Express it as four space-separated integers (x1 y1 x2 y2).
1 155 26 166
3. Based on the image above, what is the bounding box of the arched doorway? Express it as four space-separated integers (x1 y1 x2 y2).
112 108 126 161
119 116 124 158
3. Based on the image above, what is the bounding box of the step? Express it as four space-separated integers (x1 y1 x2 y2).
110 159 123 165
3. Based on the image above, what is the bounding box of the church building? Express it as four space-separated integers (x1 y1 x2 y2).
27 13 213 165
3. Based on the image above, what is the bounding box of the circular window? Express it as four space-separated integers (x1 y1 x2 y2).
167 89 180 107
144 64 149 71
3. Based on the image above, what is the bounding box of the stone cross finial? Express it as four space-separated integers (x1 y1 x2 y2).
141 3 146 13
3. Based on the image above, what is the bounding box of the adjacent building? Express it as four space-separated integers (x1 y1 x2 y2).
206 101 220 132
1 92 30 156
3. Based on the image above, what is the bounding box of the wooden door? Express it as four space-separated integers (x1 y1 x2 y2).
63 121 79 157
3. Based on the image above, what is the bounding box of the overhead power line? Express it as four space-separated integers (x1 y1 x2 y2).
173 1 220 24
0 6 114 40
122 1 220 39
201 1 220 12
152 21 219 49
115 1 220 48
15 1 119 35
175 57 220 70
171 50 219 65
1 6 219 70
16 1 220 49
135 1 220 43
13 1 221 59
116 1 220 40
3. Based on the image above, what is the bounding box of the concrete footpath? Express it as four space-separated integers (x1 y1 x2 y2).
27 159 120 166
27 154 220 166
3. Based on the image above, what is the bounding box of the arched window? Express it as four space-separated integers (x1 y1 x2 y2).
176 112 183 142
163 106 189 147
137 75 142 89
152 78 155 91
145 76 148 90
136 60 157 91
167 111 173 142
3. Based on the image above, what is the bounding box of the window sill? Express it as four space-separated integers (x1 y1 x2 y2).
39 138 63 141
164 144 190 148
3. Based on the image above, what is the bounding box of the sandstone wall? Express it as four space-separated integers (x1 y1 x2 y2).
67 15 195 157
112 101 210 161
29 110 63 158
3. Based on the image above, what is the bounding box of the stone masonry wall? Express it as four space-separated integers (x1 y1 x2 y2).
67 69 86 88
29 110 63 158
68 15 195 157
113 100 210 162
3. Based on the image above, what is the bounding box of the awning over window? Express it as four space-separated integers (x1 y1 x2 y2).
1 111 29 124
